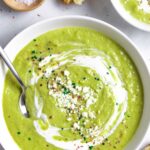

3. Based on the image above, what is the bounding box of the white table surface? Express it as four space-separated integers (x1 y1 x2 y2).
0 0 150 149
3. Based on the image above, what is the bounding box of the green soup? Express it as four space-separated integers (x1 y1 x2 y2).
120 0 150 24
3 27 143 150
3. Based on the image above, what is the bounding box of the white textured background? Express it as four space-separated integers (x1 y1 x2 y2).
0 0 150 149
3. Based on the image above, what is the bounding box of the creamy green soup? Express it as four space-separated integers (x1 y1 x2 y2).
120 0 150 24
3 27 143 150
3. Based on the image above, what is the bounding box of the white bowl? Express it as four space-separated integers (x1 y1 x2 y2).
0 16 150 150
111 0 150 32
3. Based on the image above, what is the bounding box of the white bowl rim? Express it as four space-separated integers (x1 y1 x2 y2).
0 15 150 150
110 0 150 32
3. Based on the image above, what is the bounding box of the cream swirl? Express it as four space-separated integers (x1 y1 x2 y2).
30 48 128 150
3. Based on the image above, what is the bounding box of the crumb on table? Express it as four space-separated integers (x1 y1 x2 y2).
63 0 85 5
144 145 150 150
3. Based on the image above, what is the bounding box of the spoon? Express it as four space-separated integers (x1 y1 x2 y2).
3 0 44 11
0 47 29 117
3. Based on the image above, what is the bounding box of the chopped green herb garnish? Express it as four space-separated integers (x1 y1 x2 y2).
17 131 21 135
31 56 37 59
31 50 36 54
38 57 43 62
72 83 76 88
78 115 82 120
83 137 86 141
63 88 70 95
28 137 31 141
33 39 37 42
89 146 93 150
49 116 52 119
48 48 51 50
83 77 86 80
94 77 99 81
57 82 61 85
28 70 32 73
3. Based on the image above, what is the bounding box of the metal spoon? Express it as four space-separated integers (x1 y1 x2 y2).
0 47 29 117
3 0 44 11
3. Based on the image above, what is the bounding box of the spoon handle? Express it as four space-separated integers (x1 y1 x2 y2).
0 47 25 90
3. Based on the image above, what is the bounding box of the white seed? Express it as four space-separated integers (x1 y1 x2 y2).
86 99 93 107
67 80 72 85
49 90 53 95
73 123 80 130
89 112 96 119
56 77 61 82
83 87 90 93
53 82 57 88
67 117 72 121
77 86 82 91
71 104 75 110
82 112 88 118
64 70 70 76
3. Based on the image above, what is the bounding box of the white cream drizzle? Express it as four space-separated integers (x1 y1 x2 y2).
138 0 150 13
30 50 128 150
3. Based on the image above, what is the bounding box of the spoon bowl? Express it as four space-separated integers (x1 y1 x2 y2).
3 0 44 11
19 89 29 117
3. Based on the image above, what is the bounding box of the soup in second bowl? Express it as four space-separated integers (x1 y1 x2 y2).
120 0 150 24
